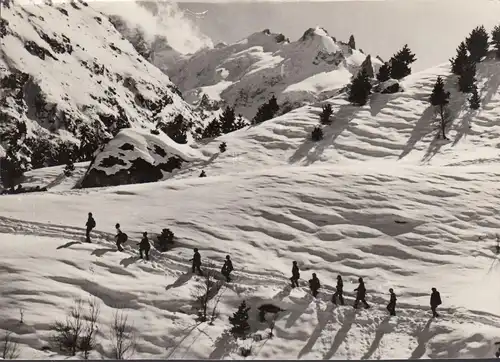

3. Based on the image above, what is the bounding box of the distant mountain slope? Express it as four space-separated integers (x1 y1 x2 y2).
0 0 201 174
167 27 384 119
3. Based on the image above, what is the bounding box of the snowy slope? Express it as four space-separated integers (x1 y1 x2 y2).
168 27 384 119
0 0 201 171
2 165 500 359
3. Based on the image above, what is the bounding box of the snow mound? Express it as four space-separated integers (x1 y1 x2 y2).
0 0 201 172
80 128 202 188
168 26 383 119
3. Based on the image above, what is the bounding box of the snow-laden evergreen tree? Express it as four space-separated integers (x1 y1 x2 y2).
348 69 372 106
319 104 333 125
450 41 469 75
252 95 279 125
458 59 476 93
311 126 323 141
389 44 417 80
201 119 221 139
492 25 500 58
429 76 451 139
348 34 356 49
160 114 188 144
219 106 237 134
469 84 481 110
229 301 251 339
466 25 489 63
376 63 391 82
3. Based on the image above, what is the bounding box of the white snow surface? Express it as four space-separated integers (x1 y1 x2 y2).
168 26 383 119
3 51 500 359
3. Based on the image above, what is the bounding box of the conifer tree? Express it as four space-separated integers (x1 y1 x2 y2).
319 104 333 125
469 84 481 110
311 126 323 141
219 106 237 134
429 76 451 139
235 114 247 130
376 63 391 82
492 25 500 58
466 25 489 63
389 44 417 80
252 95 279 125
450 41 469 75
201 119 221 139
229 301 251 340
348 69 372 106
458 59 476 93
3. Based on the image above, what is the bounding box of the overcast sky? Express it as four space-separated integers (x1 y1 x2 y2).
177 0 500 71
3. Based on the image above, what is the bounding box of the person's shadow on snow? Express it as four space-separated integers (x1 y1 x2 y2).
120 256 138 268
91 248 115 257
165 273 193 291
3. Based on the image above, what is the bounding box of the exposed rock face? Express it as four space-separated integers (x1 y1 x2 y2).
360 55 374 78
79 128 201 188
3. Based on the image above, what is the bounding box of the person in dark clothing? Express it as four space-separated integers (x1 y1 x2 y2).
309 273 320 298
138 232 150 260
290 261 300 288
189 248 203 275
115 223 127 252
85 212 96 243
353 277 370 309
387 288 397 316
332 275 345 305
430 287 442 317
221 255 233 282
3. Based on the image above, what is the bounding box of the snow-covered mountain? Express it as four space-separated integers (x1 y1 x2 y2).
168 27 384 119
0 0 202 174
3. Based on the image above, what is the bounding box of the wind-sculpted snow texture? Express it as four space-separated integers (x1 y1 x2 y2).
168 27 384 118
0 0 200 169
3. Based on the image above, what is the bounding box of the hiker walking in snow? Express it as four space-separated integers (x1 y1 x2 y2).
138 232 150 260
85 212 96 243
332 275 345 305
309 273 320 298
114 223 128 252
290 261 300 288
190 248 203 276
430 287 442 318
387 288 397 316
353 277 370 309
221 255 233 282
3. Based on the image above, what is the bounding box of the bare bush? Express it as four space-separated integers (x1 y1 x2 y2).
2 331 20 359
209 285 226 325
191 267 223 322
109 310 136 360
80 298 100 360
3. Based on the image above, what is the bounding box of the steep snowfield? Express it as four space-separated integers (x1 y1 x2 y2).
0 0 200 169
2 165 500 359
168 27 383 119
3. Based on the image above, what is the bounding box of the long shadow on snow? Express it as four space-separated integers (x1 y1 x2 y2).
297 303 336 358
322 309 356 360
209 330 238 359
369 92 391 117
166 272 194 291
288 102 360 165
360 316 391 360
91 248 116 257
56 241 82 249
409 319 441 359
120 256 138 268
479 59 500 107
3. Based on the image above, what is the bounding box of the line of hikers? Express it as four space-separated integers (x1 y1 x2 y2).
293 261 442 318
85 213 442 317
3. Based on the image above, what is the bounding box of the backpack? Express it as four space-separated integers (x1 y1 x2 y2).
90 219 96 228
119 233 128 243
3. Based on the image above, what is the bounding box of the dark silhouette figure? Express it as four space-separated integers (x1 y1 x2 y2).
430 287 442 317
199 170 206 177
85 212 96 243
290 261 300 288
387 288 397 316
221 255 233 282
309 273 320 298
353 277 370 309
138 232 150 260
332 275 345 305
189 248 203 275
115 223 127 252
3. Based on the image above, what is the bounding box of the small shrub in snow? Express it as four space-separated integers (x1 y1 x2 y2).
109 310 136 360
2 331 20 359
429 76 451 140
319 104 333 125
240 346 252 357
450 41 469 76
64 159 75 177
192 268 223 322
229 301 251 340
199 170 207 177
389 44 416 80
156 228 174 252
376 62 391 82
311 126 323 141
348 68 372 106
466 25 489 63
469 85 481 110
219 142 227 153
492 25 500 58
150 129 160 135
